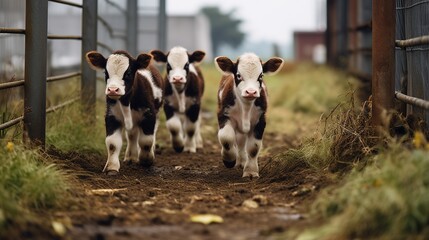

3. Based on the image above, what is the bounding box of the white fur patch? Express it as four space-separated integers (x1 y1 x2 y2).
105 54 129 96
237 53 263 80
138 69 163 101
167 47 189 82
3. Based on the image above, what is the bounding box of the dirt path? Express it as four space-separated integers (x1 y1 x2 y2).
40 129 331 240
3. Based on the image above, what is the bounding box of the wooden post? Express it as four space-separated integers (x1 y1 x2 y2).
372 0 395 126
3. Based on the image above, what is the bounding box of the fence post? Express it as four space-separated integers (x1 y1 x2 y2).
127 0 138 55
24 0 48 146
372 0 395 126
81 0 98 117
158 0 167 51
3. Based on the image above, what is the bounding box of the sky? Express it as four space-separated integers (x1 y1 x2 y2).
166 0 326 45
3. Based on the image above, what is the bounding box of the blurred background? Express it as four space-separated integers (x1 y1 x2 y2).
0 0 326 81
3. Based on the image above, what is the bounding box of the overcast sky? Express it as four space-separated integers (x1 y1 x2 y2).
166 0 326 45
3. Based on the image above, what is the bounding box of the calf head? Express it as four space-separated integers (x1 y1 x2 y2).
215 53 284 101
151 47 205 91
86 50 152 100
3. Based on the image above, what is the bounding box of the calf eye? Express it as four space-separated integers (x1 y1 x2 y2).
166 63 172 72
236 73 242 81
184 62 189 71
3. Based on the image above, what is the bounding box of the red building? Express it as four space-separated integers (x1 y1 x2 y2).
293 31 325 63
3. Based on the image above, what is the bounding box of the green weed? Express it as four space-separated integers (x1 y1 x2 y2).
0 144 69 229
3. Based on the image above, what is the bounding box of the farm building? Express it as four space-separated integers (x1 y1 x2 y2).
293 31 325 63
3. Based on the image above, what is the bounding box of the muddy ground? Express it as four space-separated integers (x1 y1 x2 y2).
10 127 332 240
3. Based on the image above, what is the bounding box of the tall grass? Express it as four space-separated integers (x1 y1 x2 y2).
0 144 69 230
46 101 106 154
296 143 429 239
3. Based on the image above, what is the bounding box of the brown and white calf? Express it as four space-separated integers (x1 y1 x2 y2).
215 53 284 178
85 50 164 175
150 47 205 153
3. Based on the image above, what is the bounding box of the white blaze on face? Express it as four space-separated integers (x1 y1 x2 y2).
105 54 129 99
167 47 189 88
236 53 263 100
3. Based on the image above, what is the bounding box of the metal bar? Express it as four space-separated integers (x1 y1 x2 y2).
46 97 79 113
127 0 138 54
0 97 79 132
105 0 126 14
158 0 167 51
396 0 429 10
49 0 82 8
97 41 115 53
395 92 429 110
0 79 25 90
0 116 24 131
97 16 127 40
24 0 48 146
47 35 82 40
81 0 97 117
372 0 396 126
395 35 429 48
47 72 81 83
0 28 26 34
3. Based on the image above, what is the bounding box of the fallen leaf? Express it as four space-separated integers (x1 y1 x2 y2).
242 199 259 209
252 195 268 206
190 214 224 224
52 221 66 236
89 188 127 196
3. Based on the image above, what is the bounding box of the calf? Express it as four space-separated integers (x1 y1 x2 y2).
85 50 164 175
214 53 284 178
150 47 205 153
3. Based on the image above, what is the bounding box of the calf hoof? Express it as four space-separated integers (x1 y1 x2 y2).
174 145 184 153
242 171 260 179
139 158 154 168
106 170 119 176
123 158 138 165
223 160 236 168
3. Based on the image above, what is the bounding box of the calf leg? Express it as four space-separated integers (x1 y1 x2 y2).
184 103 200 153
195 116 203 149
124 127 139 164
104 129 122 175
243 136 262 178
166 113 184 153
218 122 238 168
103 115 122 175
242 116 265 178
138 116 157 168
236 133 248 168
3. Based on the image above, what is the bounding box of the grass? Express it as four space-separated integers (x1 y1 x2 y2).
0 144 69 231
295 142 429 240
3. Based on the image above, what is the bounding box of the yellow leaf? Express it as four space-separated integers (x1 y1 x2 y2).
190 214 224 225
6 142 14 152
413 131 426 148
52 221 66 236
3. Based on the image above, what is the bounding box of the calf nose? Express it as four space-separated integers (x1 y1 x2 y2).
172 76 183 83
245 89 257 96
107 87 119 95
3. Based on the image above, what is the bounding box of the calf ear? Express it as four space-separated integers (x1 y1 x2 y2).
263 57 284 75
136 53 152 69
215 56 234 75
189 50 205 64
85 51 106 71
150 50 167 63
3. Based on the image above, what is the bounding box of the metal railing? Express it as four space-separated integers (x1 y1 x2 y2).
1 0 167 146
0 0 97 146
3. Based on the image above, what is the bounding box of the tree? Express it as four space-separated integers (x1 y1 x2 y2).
200 6 246 56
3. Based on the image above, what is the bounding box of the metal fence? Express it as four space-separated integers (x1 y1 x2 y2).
326 0 429 126
0 0 167 146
